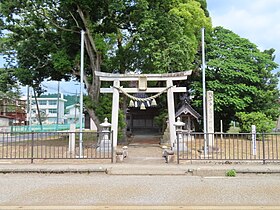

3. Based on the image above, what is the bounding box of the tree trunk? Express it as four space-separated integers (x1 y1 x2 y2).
77 6 102 131
33 89 43 131
120 95 128 144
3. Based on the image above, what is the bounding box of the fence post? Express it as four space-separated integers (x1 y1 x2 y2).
262 132 266 164
175 131 179 164
111 130 114 163
31 131 34 164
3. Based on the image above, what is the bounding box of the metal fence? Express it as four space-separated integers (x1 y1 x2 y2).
0 131 113 163
10 123 84 132
176 131 280 164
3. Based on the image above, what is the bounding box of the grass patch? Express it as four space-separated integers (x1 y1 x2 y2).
226 169 236 177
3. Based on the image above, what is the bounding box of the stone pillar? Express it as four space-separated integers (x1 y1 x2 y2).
207 91 214 148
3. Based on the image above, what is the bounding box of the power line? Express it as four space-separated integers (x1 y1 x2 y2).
41 84 78 95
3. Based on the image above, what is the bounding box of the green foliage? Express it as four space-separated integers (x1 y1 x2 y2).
154 109 168 133
92 94 112 122
132 0 211 73
118 111 126 141
226 169 236 177
0 68 19 94
0 0 211 117
236 112 275 133
191 27 280 132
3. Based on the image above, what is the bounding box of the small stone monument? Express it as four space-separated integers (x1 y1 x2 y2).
68 123 76 156
276 117 280 131
207 91 214 150
97 118 112 152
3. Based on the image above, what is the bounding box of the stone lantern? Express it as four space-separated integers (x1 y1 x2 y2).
174 117 185 151
98 118 112 152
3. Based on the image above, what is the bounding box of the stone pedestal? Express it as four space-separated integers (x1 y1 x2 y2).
97 139 112 152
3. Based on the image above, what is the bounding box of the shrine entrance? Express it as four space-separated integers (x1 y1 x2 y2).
127 107 159 135
95 70 192 151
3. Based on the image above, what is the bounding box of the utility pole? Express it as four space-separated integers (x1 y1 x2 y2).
75 89 77 123
56 81 60 130
79 30 85 158
202 27 207 156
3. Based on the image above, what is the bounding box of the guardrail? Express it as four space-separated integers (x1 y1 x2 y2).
176 131 280 164
0 131 113 163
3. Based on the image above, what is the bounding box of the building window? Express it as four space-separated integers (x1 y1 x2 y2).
49 118 57 123
49 100 57 105
49 109 57 114
39 100 47 105
40 109 46 114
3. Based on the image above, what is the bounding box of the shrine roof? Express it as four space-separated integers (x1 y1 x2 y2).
175 102 201 120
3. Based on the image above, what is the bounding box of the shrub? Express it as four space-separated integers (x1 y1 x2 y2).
236 112 275 133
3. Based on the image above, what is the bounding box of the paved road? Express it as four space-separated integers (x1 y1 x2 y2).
0 174 280 207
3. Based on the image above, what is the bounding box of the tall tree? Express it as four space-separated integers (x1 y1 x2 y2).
0 0 211 131
0 35 20 97
191 26 280 131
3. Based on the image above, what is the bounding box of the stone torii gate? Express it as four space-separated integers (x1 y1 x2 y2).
95 70 192 150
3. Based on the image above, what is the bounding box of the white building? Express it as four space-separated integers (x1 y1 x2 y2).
65 104 80 124
29 94 67 124
0 115 12 132
65 104 97 131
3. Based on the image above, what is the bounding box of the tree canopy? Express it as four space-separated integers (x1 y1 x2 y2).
191 26 280 131
0 0 211 129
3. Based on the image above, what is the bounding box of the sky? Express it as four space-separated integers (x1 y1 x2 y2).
207 0 280 70
2 0 280 95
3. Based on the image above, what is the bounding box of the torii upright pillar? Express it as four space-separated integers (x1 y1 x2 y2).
111 80 120 148
167 79 176 148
